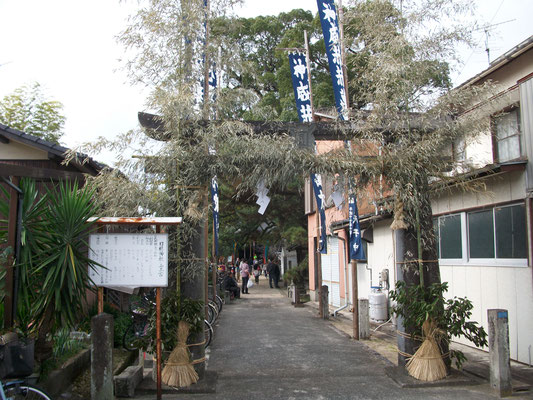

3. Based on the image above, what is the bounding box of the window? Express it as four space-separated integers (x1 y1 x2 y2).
495 204 527 258
468 210 495 258
359 239 368 263
435 203 528 266
494 108 522 162
435 214 462 259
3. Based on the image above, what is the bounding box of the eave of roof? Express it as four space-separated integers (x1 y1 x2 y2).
455 35 533 89
0 123 106 175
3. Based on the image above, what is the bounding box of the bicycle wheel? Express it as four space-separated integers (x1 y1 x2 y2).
204 319 213 349
207 302 218 325
215 294 223 312
4 382 53 399
123 320 146 351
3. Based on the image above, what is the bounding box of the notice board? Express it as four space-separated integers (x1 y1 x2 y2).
89 233 168 287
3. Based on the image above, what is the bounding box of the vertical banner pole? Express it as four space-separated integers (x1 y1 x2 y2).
348 195 365 339
351 260 359 339
316 210 323 318
202 0 210 120
204 188 209 323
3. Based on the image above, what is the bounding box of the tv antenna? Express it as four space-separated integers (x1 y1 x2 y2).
478 19 515 65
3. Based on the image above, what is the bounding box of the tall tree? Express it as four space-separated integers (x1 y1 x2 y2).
0 82 65 143
216 179 307 261
211 9 335 121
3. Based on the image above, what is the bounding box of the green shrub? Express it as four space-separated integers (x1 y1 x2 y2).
390 281 488 368
139 292 203 354
283 256 308 287
78 302 131 348
39 328 88 380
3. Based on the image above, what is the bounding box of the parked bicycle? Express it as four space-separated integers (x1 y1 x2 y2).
206 295 224 325
1 333 52 400
123 289 216 351
205 294 224 347
122 290 154 352
204 319 214 349
1 379 52 400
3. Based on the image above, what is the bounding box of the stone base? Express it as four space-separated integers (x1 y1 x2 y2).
385 366 481 388
136 369 217 395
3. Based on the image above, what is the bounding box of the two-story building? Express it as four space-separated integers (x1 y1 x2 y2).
306 35 533 364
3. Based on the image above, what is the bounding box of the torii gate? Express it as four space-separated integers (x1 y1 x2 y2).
138 111 446 367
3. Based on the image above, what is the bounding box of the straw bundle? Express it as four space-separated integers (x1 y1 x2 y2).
390 200 409 230
161 321 199 387
406 319 447 381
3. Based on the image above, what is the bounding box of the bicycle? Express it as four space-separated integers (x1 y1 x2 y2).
122 290 154 351
1 333 52 400
206 300 219 325
213 294 224 313
123 290 214 350
204 319 214 349
1 379 52 400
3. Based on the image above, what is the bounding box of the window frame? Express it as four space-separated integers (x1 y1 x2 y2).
435 212 465 263
436 202 528 267
492 106 523 163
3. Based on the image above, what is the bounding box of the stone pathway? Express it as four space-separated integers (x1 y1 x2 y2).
134 280 508 399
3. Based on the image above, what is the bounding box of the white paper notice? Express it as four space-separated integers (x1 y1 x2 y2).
89 233 168 287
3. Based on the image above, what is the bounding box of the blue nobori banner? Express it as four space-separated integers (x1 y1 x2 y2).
311 174 328 254
317 0 347 120
289 53 313 122
349 195 365 260
211 176 219 256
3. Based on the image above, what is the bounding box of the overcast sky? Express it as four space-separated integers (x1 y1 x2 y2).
0 0 531 164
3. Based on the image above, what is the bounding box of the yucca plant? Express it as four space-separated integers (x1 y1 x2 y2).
17 180 50 317
0 179 100 357
31 180 100 354
1 179 48 335
0 247 12 329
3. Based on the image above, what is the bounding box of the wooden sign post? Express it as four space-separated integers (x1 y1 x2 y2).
88 217 182 400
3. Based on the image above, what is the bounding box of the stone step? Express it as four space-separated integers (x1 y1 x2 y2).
114 365 144 398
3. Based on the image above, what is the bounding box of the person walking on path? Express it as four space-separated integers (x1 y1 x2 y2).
240 259 250 294
253 263 261 284
267 258 280 288
235 258 241 282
